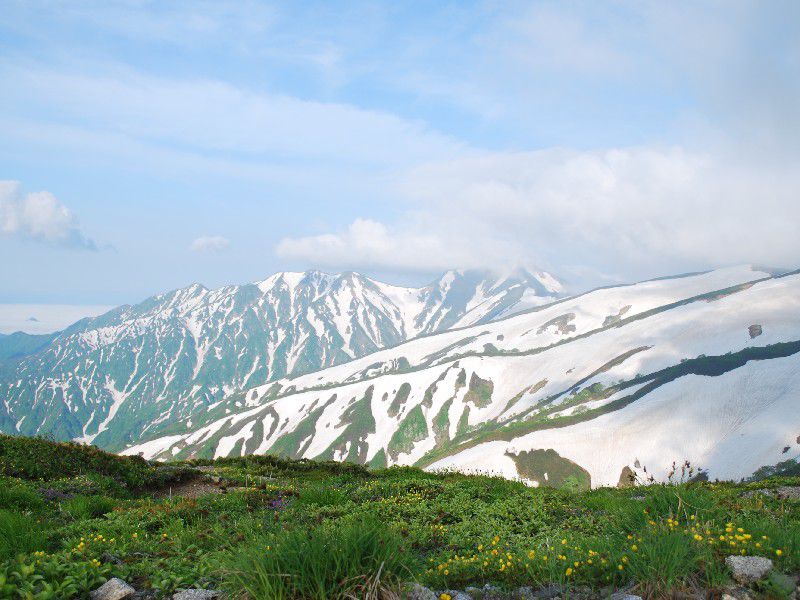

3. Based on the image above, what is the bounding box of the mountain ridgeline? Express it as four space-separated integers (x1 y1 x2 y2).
0 268 560 449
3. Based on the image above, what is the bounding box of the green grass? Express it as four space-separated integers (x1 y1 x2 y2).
0 435 798 599
0 434 154 488
227 516 415 599
0 509 46 560
62 495 117 520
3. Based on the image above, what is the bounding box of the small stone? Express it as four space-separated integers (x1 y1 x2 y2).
725 555 773 584
172 591 222 600
90 578 136 600
511 588 537 600
609 594 642 600
404 583 437 600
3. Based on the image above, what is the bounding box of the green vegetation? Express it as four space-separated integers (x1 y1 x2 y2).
388 382 412 418
506 448 591 491
227 516 414 599
388 405 429 460
463 373 494 408
0 435 798 599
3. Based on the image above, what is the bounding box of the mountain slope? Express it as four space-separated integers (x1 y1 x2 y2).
122 265 799 484
0 268 559 448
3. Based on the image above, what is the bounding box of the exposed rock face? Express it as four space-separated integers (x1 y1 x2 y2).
618 465 636 487
725 555 773 584
89 578 135 600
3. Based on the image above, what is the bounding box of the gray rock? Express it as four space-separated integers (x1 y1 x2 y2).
404 583 437 600
90 578 136 600
440 592 474 600
465 584 507 599
720 586 754 600
511 588 537 600
725 555 773 584
742 486 800 500
172 591 222 600
775 486 800 500
609 595 642 600
100 552 124 566
533 585 564 599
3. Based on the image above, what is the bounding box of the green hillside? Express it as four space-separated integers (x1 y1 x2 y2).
0 435 797 599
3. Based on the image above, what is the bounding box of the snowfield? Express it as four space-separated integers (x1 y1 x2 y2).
122 266 800 486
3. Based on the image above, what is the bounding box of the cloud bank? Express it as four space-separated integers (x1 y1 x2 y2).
0 181 97 250
278 145 800 286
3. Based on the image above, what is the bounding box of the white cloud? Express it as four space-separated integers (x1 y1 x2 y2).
1 66 466 171
0 181 97 250
276 218 471 273
190 235 230 253
277 145 800 288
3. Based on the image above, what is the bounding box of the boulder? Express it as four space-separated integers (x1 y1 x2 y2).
725 555 773 584
172 591 222 600
90 578 136 600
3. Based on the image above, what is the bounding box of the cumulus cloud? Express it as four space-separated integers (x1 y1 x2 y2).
190 235 230 253
277 145 800 288
0 181 97 250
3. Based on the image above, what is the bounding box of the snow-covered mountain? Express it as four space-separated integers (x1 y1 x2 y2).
123 265 800 486
0 268 560 449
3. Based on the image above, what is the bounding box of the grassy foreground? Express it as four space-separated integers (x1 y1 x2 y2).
0 434 797 599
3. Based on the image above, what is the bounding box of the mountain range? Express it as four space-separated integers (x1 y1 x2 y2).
3 263 798 487
0 268 560 449
121 265 800 487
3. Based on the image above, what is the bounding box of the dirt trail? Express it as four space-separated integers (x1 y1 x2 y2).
149 476 223 499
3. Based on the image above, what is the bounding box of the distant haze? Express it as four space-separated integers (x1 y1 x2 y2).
0 304 115 334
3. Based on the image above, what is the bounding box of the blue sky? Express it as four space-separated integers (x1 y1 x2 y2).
1 1 798 313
